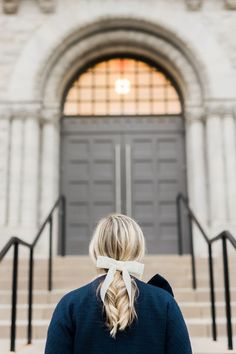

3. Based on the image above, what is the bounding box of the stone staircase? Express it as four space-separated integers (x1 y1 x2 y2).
0 255 235 353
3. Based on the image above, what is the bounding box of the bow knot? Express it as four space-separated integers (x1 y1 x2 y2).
96 255 144 306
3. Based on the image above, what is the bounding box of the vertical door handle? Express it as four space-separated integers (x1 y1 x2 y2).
125 144 132 216
115 144 121 213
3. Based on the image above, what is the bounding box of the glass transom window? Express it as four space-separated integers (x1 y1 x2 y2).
63 58 182 116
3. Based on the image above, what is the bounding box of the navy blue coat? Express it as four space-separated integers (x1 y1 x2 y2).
44 274 192 354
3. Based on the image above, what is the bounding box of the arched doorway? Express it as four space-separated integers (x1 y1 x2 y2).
60 56 188 255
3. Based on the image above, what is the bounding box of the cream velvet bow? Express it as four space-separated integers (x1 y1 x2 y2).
96 255 145 306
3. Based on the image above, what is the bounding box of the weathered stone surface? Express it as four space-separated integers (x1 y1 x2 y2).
224 0 236 9
0 0 236 254
2 0 55 14
2 0 20 14
185 0 202 11
37 0 55 13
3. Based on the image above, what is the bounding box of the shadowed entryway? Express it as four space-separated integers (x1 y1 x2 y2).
60 57 188 254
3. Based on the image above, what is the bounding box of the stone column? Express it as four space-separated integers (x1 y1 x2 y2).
8 105 41 229
206 107 227 231
39 110 60 255
8 118 24 225
21 114 40 226
0 109 11 225
222 108 236 223
185 108 208 253
186 108 208 225
40 110 60 222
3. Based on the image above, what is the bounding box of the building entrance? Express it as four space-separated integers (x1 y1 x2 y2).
60 57 188 254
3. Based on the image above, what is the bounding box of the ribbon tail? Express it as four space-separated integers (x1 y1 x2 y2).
100 266 116 304
122 268 132 306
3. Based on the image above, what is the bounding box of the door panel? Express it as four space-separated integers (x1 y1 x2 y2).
61 129 122 254
60 116 188 255
124 121 187 253
124 135 160 252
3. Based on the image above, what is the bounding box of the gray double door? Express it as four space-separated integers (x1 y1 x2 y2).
60 116 188 255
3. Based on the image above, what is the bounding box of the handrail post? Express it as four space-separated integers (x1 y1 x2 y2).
188 212 197 289
176 194 183 255
222 235 233 350
48 216 53 291
27 247 34 344
60 195 66 256
10 241 19 352
208 243 217 341
0 195 64 352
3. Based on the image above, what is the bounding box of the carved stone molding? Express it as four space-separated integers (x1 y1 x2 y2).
2 0 55 14
0 105 12 120
224 0 236 10
41 106 61 122
185 0 203 11
185 106 205 123
42 25 203 111
9 103 42 120
37 0 55 13
2 0 20 14
205 101 236 117
229 105 236 118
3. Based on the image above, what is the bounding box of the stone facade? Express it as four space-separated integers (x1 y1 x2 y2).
0 0 236 254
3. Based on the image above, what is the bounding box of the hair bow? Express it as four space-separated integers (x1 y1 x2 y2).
96 255 144 306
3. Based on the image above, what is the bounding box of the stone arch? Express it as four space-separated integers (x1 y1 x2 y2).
36 18 209 240
4 17 215 254
38 19 205 116
6 17 212 116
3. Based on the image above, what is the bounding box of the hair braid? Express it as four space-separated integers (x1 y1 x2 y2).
96 270 139 338
89 214 145 339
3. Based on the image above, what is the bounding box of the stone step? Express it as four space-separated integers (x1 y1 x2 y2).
0 338 235 354
191 337 236 354
1 264 233 273
1 300 236 320
0 302 236 321
0 318 236 339
1 276 235 290
1 256 235 352
1 287 236 304
0 264 234 275
0 255 235 269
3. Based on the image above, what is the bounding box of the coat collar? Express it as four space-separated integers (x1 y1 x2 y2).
147 273 174 297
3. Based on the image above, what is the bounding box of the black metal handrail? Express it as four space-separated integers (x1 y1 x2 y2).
0 195 66 352
176 193 236 350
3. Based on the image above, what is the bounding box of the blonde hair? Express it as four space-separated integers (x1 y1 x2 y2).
89 214 146 338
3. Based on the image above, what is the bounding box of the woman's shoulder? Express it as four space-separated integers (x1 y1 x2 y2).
56 273 175 309
135 274 187 321
55 276 103 307
134 274 175 305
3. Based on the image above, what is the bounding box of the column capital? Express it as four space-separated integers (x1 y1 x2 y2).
0 105 12 120
205 101 236 117
41 106 61 123
11 103 42 120
0 103 42 121
185 106 205 123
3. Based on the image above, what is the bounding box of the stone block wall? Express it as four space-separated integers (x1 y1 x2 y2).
0 0 236 254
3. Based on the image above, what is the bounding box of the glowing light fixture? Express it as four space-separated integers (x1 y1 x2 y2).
115 78 131 95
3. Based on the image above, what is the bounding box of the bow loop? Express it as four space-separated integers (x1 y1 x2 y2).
96 255 144 306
